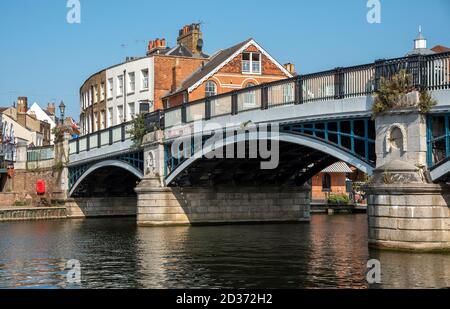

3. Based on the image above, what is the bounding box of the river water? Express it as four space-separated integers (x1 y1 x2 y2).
0 214 449 289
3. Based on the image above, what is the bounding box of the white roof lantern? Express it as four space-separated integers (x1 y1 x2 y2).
414 25 427 49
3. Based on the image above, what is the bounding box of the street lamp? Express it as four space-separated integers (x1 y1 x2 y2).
59 101 66 125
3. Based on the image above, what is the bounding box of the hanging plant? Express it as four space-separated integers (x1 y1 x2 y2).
372 69 436 117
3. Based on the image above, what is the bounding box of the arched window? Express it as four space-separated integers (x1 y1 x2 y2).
322 173 331 192
282 83 294 103
205 81 217 97
243 82 256 109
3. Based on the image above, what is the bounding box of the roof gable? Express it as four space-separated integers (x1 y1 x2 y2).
187 38 292 93
164 38 292 98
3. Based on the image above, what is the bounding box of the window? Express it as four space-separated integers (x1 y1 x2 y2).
282 84 295 103
322 173 331 192
93 85 98 103
88 88 93 105
94 112 98 131
117 75 124 96
128 72 135 93
128 102 135 119
107 78 113 99
108 107 114 127
117 105 124 123
242 52 261 74
205 81 217 97
243 82 256 108
141 69 149 89
100 110 106 130
100 83 105 101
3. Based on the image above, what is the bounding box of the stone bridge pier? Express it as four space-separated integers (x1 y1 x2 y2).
135 131 311 226
366 109 450 251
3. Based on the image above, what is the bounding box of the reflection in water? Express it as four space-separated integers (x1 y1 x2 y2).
0 214 449 288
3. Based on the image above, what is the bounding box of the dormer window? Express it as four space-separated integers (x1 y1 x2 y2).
242 52 261 74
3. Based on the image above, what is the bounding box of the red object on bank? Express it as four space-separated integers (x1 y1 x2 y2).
36 180 46 195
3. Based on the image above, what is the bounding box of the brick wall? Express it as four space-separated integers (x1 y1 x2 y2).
311 172 347 201
12 169 60 204
185 44 289 103
154 56 205 110
0 193 17 207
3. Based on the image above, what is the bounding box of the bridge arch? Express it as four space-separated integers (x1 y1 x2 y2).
69 159 144 197
430 159 450 182
165 131 374 185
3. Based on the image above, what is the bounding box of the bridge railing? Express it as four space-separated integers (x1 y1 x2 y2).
69 122 132 155
160 52 450 129
72 52 450 146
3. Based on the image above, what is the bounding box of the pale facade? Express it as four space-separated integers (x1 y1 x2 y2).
1 113 43 147
27 102 56 144
105 57 155 128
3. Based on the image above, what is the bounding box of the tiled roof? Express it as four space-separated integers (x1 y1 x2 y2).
165 44 209 58
431 45 450 53
163 38 253 97
321 162 353 173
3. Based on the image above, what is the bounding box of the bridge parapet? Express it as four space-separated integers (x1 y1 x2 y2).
161 52 450 134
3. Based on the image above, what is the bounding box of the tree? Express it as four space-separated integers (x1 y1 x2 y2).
127 113 147 148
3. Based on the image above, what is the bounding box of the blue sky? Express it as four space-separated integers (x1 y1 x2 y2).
0 0 449 119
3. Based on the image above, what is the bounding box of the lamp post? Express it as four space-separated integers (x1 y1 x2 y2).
59 101 66 125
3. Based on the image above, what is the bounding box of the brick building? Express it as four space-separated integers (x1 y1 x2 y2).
311 162 353 203
80 23 208 135
163 38 294 108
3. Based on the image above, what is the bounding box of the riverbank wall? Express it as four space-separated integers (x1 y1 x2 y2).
0 206 67 222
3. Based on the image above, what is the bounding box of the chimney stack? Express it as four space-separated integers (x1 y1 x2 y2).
47 102 55 115
146 38 168 56
283 63 296 75
177 23 204 57
17 97 28 113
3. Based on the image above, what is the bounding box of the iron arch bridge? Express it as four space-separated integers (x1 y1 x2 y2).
164 117 375 186
428 112 450 182
69 151 144 196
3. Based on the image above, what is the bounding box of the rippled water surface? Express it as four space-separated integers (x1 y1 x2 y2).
0 214 449 288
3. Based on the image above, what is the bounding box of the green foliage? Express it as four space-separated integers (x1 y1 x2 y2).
418 89 437 114
327 193 350 205
372 69 436 116
53 160 64 172
13 199 31 207
127 113 147 147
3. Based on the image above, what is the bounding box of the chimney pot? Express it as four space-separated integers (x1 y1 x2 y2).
17 96 28 113
283 63 296 75
161 38 166 47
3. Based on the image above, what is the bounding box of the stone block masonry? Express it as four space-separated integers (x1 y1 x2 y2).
0 207 67 222
136 179 311 226
65 197 137 218
367 184 450 251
